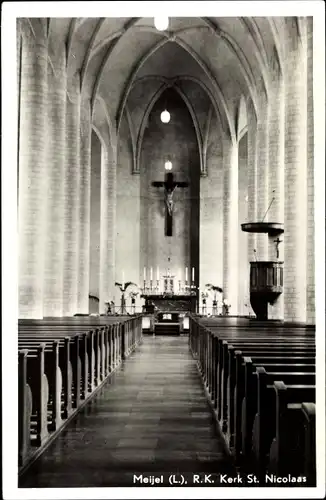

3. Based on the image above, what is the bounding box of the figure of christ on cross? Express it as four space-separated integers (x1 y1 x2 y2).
152 172 189 236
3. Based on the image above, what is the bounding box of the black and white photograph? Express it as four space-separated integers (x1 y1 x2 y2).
2 1 325 499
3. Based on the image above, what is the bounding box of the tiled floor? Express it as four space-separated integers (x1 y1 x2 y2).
19 335 234 488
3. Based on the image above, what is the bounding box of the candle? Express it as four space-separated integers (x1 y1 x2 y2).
144 267 146 281
185 267 188 282
150 267 153 280
192 267 195 282
122 271 125 289
157 266 159 280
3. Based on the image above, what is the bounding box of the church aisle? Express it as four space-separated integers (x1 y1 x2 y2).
19 336 234 488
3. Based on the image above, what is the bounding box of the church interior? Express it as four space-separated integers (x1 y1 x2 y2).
8 10 324 494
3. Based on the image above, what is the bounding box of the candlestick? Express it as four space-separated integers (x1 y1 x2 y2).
157 266 159 280
144 267 146 281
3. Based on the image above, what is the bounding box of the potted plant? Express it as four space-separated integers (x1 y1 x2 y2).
129 291 139 314
115 281 138 314
205 284 223 301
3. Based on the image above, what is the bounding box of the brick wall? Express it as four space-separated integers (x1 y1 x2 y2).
116 113 141 307
255 88 269 260
283 18 308 322
89 130 102 302
246 98 257 264
306 17 315 324
238 133 250 315
43 45 66 317
62 73 81 316
200 110 223 306
77 98 92 314
223 135 239 314
18 25 48 318
99 143 117 314
267 58 285 320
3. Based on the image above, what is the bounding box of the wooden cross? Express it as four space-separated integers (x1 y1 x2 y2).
152 172 188 236
274 237 283 259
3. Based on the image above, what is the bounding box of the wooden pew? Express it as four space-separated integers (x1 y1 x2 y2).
267 383 316 485
300 402 316 486
19 327 112 397
21 344 50 450
231 354 316 459
18 350 33 466
192 321 315 424
18 316 143 471
218 340 315 431
231 353 316 459
195 324 314 391
188 316 316 484
19 333 84 409
251 374 315 480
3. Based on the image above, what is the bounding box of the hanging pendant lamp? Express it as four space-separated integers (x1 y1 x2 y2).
154 16 169 31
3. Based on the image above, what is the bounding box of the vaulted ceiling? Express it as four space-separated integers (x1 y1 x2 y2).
43 16 287 146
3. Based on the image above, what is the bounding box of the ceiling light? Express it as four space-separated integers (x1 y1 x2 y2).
154 16 169 31
165 161 172 171
160 109 170 123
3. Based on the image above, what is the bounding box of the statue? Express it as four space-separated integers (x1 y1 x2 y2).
152 172 189 236
274 237 283 260
165 185 177 216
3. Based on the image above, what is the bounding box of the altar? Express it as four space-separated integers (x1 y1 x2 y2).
141 269 198 335
141 294 196 335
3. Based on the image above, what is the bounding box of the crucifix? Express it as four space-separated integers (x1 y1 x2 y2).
274 237 283 259
152 172 189 236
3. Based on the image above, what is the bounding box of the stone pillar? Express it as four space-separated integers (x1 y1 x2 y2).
306 17 315 324
246 99 257 258
18 27 48 318
223 136 238 314
17 21 22 109
62 74 81 316
267 53 285 320
255 83 269 259
99 145 117 314
76 99 92 314
246 99 257 316
283 18 308 322
43 47 66 317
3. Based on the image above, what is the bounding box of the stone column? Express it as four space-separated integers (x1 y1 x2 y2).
306 17 315 324
62 74 81 316
223 136 238 315
246 99 257 316
267 52 285 320
76 99 92 314
255 82 269 259
99 145 117 314
246 98 257 258
18 27 48 318
283 18 308 322
43 47 66 317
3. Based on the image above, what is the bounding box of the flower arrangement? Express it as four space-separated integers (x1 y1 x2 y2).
205 283 223 300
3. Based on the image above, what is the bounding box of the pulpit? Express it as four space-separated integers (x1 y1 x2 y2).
241 221 284 320
249 261 284 320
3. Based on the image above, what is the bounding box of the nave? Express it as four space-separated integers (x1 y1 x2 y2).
19 335 234 488
18 315 316 489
